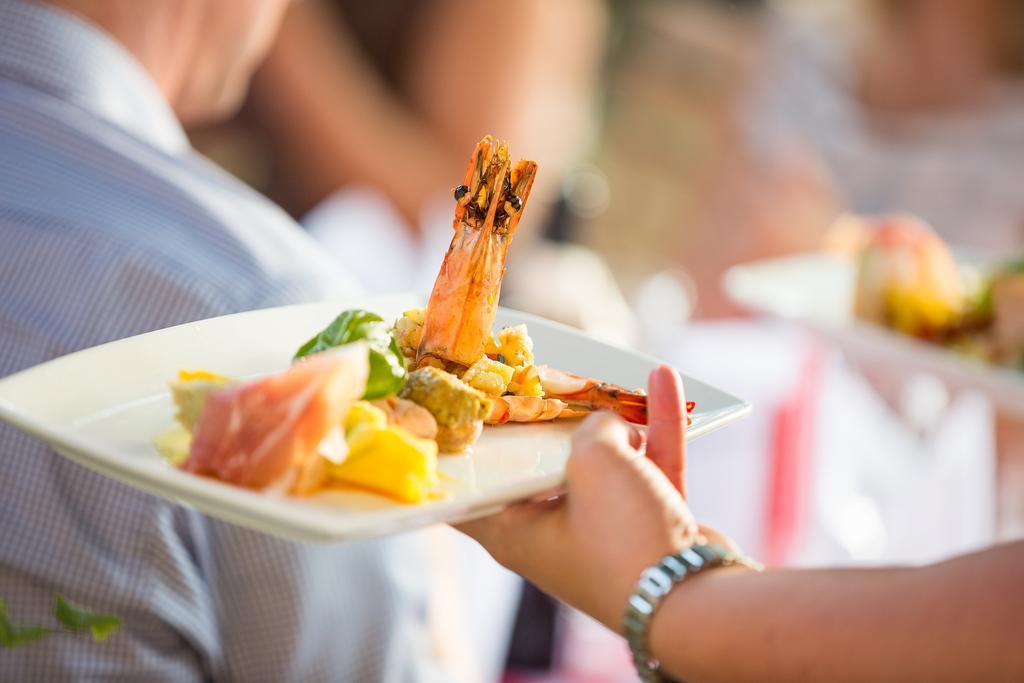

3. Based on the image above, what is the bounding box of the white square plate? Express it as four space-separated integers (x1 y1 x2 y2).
725 252 1024 416
0 295 750 542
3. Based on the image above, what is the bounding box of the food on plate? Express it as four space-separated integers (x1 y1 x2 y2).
490 324 535 368
399 366 490 452
184 345 369 495
157 135 696 505
843 213 1024 370
393 307 426 362
370 396 438 441
171 369 232 432
417 135 537 367
330 403 439 503
851 215 963 337
533 365 648 424
507 364 543 397
344 400 389 434
486 394 572 424
294 308 406 399
408 135 661 427
462 356 516 396
984 262 1024 368
153 426 192 466
483 366 655 425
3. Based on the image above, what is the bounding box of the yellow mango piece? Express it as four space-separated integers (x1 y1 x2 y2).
330 426 439 503
884 286 960 335
345 401 388 437
177 368 230 383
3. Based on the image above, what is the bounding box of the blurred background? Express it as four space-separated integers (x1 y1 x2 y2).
190 0 1024 680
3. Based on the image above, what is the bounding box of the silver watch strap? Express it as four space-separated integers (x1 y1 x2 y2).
624 543 757 683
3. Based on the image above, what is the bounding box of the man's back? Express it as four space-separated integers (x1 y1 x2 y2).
0 3 439 680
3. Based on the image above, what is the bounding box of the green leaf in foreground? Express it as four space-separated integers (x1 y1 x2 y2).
0 600 50 648
54 595 121 642
294 309 406 400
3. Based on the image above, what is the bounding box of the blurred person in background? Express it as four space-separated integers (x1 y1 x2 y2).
0 0 452 679
753 0 1024 250
587 0 1024 318
191 0 637 343
245 0 607 230
752 0 1024 539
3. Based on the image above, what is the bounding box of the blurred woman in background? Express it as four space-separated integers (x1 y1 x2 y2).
584 0 1024 318
755 0 1024 538
204 0 608 233
754 0 1024 251
205 0 638 344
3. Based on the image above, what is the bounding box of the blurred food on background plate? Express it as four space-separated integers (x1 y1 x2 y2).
836 213 1024 370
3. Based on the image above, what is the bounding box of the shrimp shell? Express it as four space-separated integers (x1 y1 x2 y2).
417 136 538 367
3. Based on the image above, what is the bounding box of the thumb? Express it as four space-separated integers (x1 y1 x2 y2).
565 411 640 491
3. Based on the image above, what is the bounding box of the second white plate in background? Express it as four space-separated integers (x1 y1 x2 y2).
725 252 1024 416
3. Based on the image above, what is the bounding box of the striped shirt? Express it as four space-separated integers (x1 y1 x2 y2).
0 1 442 680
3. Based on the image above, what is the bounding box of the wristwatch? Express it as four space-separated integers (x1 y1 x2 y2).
624 543 761 683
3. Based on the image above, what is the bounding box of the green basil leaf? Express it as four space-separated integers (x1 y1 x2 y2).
294 309 407 399
294 309 382 358
363 332 407 400
54 595 122 642
0 600 50 648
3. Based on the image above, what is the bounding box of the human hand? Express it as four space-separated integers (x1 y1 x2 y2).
458 365 736 632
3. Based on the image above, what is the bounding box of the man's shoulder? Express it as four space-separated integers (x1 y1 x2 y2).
0 91 353 322
0 95 354 354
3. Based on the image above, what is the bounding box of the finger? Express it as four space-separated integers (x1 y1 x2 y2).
453 516 495 544
454 501 566 573
627 423 646 451
526 486 567 505
569 411 637 459
565 411 639 491
645 365 687 497
454 498 554 541
570 411 636 457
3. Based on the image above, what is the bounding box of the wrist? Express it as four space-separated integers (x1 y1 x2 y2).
624 543 760 682
647 562 751 679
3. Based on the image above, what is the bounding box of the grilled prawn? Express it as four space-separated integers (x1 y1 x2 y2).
417 136 537 368
409 135 688 428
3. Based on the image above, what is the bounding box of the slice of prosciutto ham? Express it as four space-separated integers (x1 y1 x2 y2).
184 344 369 495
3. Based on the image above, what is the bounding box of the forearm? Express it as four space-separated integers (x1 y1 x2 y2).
405 0 608 206
648 542 1024 682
